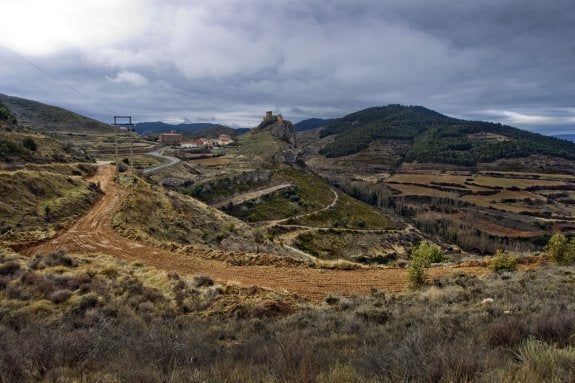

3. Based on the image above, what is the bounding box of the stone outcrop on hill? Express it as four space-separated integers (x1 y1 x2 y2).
253 111 298 164
254 111 297 147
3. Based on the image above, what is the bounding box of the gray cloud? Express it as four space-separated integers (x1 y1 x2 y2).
0 0 573 134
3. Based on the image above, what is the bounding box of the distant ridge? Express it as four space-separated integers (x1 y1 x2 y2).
135 121 249 138
294 118 335 132
318 104 575 166
555 134 575 143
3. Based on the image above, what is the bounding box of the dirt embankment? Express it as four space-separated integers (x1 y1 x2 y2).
22 165 495 301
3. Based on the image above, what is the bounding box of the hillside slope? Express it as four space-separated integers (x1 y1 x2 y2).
0 93 113 134
318 105 575 166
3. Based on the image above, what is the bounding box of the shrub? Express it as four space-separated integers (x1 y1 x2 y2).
407 254 430 289
490 250 517 272
43 251 76 268
412 241 445 263
78 294 98 311
547 233 575 265
193 275 214 287
516 339 575 381
48 289 73 304
0 261 20 276
22 137 37 151
407 241 445 289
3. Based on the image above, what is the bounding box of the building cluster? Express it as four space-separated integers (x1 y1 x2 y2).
158 130 183 145
158 131 233 148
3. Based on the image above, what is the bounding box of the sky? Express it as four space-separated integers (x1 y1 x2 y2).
0 0 574 134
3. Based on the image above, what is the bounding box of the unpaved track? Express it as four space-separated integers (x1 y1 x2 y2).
213 183 293 209
23 165 491 301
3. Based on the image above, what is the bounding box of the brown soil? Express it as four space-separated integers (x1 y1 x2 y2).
22 165 499 302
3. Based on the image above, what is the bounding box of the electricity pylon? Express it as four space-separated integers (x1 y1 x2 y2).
111 116 135 175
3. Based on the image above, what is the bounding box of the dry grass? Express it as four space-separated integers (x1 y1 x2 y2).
387 173 470 185
3 252 575 382
389 183 458 198
190 157 233 166
294 191 394 230
0 169 101 247
480 170 575 181
473 175 566 189
112 174 280 253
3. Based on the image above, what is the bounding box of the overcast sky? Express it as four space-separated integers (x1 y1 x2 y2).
1 0 574 134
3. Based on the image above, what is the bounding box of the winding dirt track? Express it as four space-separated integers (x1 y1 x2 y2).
23 165 491 301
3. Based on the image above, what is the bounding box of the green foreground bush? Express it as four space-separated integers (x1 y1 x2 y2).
407 241 445 289
490 250 518 272
547 233 575 265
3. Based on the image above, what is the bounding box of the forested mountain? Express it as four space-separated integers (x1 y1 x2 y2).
555 134 575 143
293 118 335 132
318 105 575 165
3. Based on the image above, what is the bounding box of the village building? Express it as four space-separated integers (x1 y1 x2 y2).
217 134 233 145
163 133 234 148
159 130 183 146
181 140 201 148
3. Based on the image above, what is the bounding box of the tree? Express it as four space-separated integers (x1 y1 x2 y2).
407 241 445 289
547 233 575 265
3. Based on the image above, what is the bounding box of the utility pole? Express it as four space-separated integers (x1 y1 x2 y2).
111 116 135 175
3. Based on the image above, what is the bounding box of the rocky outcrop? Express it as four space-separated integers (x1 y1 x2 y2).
252 111 298 164
254 111 297 147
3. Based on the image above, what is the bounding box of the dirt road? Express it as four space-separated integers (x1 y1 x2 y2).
23 165 492 301
212 183 293 209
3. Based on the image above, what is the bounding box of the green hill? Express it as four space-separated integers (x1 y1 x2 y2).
319 105 575 166
0 93 113 134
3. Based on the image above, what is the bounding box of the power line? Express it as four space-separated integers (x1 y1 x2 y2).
1 70 70 106
2 46 117 115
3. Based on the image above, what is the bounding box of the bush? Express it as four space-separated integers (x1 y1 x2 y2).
48 289 73 304
516 339 575 381
22 137 37 151
43 251 76 268
407 241 445 289
490 250 517 272
547 233 575 264
407 254 430 289
412 241 445 263
0 261 20 276
78 294 98 311
193 275 214 288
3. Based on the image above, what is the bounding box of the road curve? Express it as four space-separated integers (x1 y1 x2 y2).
142 147 181 175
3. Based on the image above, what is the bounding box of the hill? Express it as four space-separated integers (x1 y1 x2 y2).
0 94 158 161
294 118 334 132
556 134 575 143
135 121 249 137
0 93 113 134
318 105 575 166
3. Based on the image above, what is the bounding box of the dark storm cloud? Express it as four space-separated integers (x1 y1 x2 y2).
0 0 573 133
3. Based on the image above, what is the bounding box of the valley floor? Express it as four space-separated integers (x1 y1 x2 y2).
22 164 516 301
